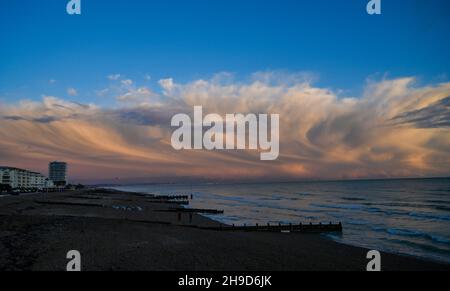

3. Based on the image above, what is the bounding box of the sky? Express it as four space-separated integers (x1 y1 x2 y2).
0 0 449 183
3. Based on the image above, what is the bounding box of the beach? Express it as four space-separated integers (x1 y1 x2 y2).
112 180 450 264
0 189 448 271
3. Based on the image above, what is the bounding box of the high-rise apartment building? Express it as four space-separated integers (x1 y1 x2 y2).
49 161 68 186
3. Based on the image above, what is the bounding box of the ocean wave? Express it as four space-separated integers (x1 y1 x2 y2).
408 212 450 221
260 195 300 201
310 203 366 211
434 206 450 212
311 203 406 215
311 202 450 222
220 215 243 222
383 228 450 245
344 219 370 226
370 202 427 208
316 203 411 218
430 188 450 193
426 199 450 205
386 238 450 261
341 197 366 201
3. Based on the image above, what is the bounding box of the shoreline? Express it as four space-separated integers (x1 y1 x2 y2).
116 188 450 267
108 185 450 266
0 189 449 271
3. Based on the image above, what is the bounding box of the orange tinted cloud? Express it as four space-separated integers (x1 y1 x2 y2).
1 75 449 183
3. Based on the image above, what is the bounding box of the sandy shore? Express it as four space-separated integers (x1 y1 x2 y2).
0 189 448 271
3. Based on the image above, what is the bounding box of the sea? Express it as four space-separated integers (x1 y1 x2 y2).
108 178 450 264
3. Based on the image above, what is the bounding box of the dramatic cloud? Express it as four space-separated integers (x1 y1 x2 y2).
1 74 449 183
116 87 160 106
391 96 450 128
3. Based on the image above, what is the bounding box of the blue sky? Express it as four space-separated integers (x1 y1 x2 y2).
1 1 450 181
1 0 449 105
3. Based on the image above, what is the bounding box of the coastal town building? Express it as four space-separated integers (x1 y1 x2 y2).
0 167 54 189
49 161 68 186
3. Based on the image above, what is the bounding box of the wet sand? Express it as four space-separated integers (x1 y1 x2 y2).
0 189 448 271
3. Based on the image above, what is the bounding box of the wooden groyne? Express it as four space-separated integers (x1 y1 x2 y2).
153 195 190 200
146 199 189 205
160 207 224 214
202 222 343 233
145 195 191 205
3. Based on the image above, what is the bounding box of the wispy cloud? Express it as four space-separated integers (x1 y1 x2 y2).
1 73 449 183
391 96 450 128
67 88 78 97
107 74 121 81
121 79 133 87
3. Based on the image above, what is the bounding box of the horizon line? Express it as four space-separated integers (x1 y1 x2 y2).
90 176 450 187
